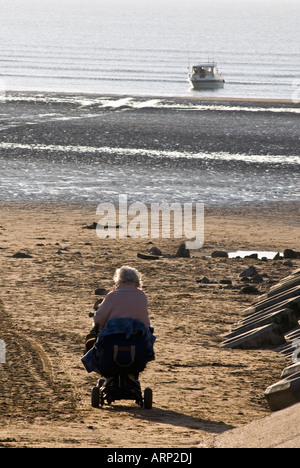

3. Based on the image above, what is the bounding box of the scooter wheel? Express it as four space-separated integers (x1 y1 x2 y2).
91 386 100 408
143 387 153 409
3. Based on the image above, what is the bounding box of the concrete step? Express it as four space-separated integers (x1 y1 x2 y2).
224 307 299 339
281 362 300 379
221 323 286 350
265 373 300 412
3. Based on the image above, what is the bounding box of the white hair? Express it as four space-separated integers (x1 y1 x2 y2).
113 265 142 288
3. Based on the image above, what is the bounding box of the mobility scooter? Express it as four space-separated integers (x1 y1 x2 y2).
82 303 155 410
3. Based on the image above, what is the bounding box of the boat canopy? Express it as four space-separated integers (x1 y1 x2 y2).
191 64 218 77
193 63 218 68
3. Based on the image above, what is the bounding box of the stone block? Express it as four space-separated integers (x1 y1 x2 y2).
221 323 286 350
241 287 300 317
265 373 300 412
268 276 300 298
281 362 300 379
225 307 299 339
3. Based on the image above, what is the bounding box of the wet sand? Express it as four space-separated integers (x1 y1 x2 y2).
0 92 299 207
1 92 300 157
0 201 299 448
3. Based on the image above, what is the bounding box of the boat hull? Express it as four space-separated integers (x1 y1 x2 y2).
190 79 225 90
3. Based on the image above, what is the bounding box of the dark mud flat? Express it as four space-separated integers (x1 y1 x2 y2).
0 92 299 156
0 92 299 206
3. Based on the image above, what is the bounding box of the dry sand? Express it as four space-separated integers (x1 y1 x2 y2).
0 201 299 448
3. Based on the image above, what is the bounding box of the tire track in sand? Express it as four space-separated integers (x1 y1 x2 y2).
0 299 77 423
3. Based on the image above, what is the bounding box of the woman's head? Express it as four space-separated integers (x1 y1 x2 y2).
113 266 142 288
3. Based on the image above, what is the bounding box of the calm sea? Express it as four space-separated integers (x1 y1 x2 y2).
0 0 299 99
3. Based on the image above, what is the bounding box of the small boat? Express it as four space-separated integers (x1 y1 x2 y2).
189 62 225 90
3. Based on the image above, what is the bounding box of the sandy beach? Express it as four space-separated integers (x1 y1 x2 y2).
0 200 299 448
0 92 299 448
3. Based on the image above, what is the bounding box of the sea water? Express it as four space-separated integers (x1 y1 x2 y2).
0 0 299 100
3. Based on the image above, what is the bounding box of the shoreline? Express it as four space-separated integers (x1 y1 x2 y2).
1 198 299 213
5 88 300 107
1 198 300 220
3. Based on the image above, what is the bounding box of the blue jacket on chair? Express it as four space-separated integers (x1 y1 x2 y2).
81 317 156 375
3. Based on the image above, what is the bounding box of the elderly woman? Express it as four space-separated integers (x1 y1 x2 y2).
94 266 150 330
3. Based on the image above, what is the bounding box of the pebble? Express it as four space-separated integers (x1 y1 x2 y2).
211 250 228 258
137 252 159 260
149 246 162 256
175 243 190 258
239 285 260 294
196 277 211 284
12 252 33 258
284 249 300 259
239 266 258 278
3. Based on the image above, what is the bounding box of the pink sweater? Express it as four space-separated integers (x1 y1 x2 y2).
94 283 150 330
